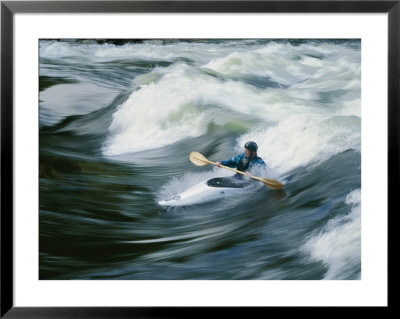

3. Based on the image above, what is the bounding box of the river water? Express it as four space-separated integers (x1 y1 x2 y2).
39 39 361 280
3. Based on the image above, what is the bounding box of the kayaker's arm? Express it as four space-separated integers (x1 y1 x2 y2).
219 154 243 168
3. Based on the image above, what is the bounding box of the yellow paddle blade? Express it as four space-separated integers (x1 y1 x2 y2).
258 178 283 189
189 151 211 166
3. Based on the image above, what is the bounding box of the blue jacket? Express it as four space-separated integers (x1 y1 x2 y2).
221 153 266 175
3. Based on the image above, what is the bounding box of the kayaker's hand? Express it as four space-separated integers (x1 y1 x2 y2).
215 161 221 167
244 171 252 177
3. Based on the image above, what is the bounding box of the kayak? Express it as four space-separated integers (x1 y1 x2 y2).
158 176 260 207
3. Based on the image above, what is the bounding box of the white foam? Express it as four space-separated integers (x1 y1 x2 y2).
157 168 232 203
102 63 276 156
345 188 361 205
40 40 84 58
302 189 361 279
102 64 213 155
204 42 360 87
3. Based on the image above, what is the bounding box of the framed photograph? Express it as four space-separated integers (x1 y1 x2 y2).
1 0 396 317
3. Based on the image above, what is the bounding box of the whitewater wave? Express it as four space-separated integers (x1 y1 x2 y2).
237 113 360 175
101 63 270 156
301 189 361 279
203 42 360 87
40 39 246 64
40 40 85 59
53 39 357 176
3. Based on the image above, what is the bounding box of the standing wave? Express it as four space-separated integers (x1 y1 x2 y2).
301 189 361 279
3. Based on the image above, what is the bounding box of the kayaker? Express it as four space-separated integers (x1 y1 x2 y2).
216 141 266 178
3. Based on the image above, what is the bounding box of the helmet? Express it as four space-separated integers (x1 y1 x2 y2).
244 141 258 152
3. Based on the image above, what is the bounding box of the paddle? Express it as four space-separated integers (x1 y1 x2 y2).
189 151 283 190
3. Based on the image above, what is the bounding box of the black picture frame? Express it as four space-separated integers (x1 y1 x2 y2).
1 1 396 317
